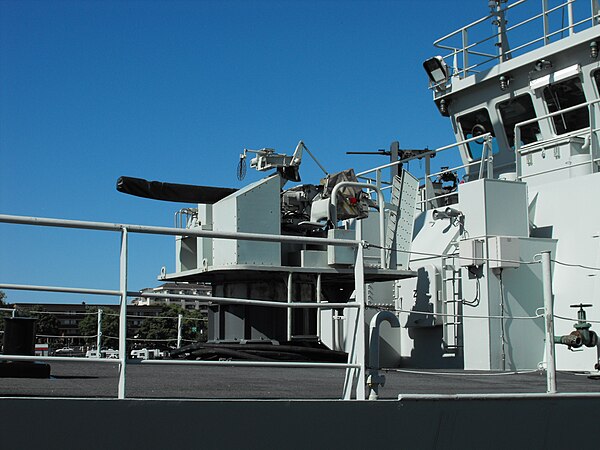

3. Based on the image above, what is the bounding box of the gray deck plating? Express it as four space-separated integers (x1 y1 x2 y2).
2 362 599 399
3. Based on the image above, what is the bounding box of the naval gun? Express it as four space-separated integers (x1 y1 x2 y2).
117 141 418 360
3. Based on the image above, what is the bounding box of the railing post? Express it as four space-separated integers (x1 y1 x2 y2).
461 28 469 77
567 0 574 36
543 0 549 44
590 103 596 172
118 227 128 399
97 308 103 358
354 243 366 400
593 0 600 25
177 314 183 348
316 274 322 339
515 124 522 179
541 251 557 394
287 272 293 342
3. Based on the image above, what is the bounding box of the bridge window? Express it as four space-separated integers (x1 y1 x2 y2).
498 94 540 147
543 77 589 135
457 108 498 160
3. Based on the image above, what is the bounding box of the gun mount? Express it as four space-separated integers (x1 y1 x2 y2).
117 141 419 357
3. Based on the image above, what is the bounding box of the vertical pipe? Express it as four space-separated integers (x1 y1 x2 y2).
425 155 432 208
541 251 557 394
97 309 103 358
354 243 366 400
177 314 183 348
287 272 293 342
118 227 128 399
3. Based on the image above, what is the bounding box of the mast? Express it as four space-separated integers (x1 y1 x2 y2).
489 0 511 62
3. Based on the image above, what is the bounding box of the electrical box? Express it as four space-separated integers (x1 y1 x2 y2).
301 250 328 268
458 178 529 238
488 236 520 269
327 229 356 265
458 238 485 267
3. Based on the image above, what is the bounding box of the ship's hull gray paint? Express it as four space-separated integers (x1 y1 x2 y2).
1 397 597 449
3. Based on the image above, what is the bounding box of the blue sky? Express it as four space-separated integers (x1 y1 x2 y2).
0 0 539 304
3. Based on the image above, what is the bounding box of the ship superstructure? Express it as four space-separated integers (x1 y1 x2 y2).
142 0 600 375
415 0 600 372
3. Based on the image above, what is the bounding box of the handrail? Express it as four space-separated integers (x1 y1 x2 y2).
0 214 361 247
0 213 368 400
356 134 490 179
514 98 600 179
432 0 592 80
356 134 493 212
330 182 386 269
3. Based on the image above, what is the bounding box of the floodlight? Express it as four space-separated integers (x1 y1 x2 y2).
423 56 449 85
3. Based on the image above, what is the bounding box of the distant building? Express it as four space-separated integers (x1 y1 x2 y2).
131 282 211 311
9 283 211 347
12 303 164 343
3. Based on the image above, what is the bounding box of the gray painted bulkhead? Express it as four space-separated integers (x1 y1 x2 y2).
2 396 599 449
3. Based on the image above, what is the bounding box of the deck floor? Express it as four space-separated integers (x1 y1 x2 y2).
2 361 600 399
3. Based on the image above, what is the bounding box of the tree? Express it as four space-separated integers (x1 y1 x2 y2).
181 308 207 343
134 304 207 349
78 306 120 348
135 303 180 349
22 305 60 337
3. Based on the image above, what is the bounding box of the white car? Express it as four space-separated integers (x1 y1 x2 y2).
55 347 75 354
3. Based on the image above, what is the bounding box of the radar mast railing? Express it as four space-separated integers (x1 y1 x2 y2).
431 0 596 83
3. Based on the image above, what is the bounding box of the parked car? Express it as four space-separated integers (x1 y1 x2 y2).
130 348 164 360
55 347 75 355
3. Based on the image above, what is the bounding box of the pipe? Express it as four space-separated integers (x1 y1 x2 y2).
554 333 582 347
367 311 400 400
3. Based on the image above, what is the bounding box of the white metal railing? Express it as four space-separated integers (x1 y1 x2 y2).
431 0 599 83
514 98 600 179
356 134 494 210
0 214 368 400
